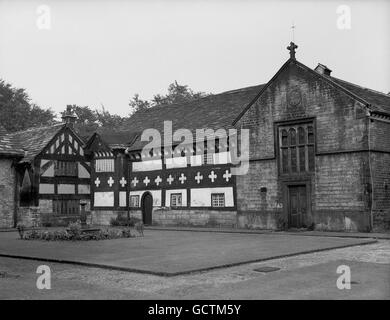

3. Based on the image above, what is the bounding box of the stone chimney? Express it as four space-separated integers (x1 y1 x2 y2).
61 105 77 128
315 63 332 76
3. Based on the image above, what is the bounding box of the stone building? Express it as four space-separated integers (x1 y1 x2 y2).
0 106 91 228
1 43 389 232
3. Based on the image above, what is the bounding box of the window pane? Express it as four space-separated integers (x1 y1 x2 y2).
281 130 288 146
289 128 296 146
298 127 306 144
299 146 306 172
211 194 225 207
282 148 288 173
308 126 314 144
308 145 315 171
290 147 297 172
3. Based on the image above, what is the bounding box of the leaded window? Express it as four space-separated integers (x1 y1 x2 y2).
211 193 225 207
279 123 315 174
170 193 182 207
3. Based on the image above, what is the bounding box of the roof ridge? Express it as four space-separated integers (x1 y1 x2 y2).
132 83 265 115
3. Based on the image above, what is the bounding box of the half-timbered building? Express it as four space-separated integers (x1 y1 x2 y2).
0 106 90 227
86 43 390 232
1 43 389 232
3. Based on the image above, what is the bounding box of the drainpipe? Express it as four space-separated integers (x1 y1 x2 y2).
367 107 374 231
12 161 19 228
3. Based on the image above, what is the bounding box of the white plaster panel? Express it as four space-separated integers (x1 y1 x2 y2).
165 156 187 169
214 151 231 164
129 190 162 206
132 159 162 172
190 155 202 167
57 184 75 194
165 189 187 207
119 191 127 207
41 163 54 177
39 183 54 194
94 191 114 207
190 187 234 207
78 163 90 178
40 159 49 167
78 184 90 194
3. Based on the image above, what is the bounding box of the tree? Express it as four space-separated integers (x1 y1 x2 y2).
0 79 56 133
128 81 209 115
63 104 126 139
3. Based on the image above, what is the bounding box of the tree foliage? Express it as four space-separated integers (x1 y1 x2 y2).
129 81 209 115
0 79 56 133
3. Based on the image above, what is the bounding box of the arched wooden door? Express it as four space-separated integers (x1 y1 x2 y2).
142 192 153 225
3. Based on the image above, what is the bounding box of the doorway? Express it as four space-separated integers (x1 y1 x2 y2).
288 185 307 228
141 192 153 225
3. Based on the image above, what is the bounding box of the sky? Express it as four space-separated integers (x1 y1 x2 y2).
0 0 389 117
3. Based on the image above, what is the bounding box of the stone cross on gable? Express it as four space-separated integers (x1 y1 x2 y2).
208 171 217 183
143 176 150 186
167 174 174 185
120 177 127 187
94 177 101 187
287 41 298 59
179 173 187 184
131 177 139 187
195 172 203 184
155 175 162 186
107 177 114 187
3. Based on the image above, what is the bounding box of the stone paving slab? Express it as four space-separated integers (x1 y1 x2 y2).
145 226 390 239
0 230 377 276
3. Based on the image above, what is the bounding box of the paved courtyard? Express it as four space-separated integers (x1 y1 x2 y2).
0 229 377 275
1 240 389 299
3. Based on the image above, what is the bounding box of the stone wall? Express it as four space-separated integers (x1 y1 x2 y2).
152 208 237 227
91 208 237 227
0 159 16 228
235 61 374 232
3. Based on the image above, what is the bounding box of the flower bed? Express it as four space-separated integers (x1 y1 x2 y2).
20 221 134 241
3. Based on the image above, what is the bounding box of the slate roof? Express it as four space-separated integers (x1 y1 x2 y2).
0 123 64 162
86 130 139 151
329 76 390 114
121 84 266 151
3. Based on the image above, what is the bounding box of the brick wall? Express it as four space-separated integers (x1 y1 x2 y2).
0 159 16 228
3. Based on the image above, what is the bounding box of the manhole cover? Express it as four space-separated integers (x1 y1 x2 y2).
0 271 20 279
253 266 280 273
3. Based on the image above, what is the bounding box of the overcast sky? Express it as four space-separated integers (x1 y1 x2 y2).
0 0 389 116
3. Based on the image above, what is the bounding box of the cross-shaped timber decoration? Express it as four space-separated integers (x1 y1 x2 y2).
287 41 298 60
167 174 174 185
155 175 162 186
208 170 217 183
107 177 114 187
131 177 139 187
195 172 203 184
179 173 187 184
119 177 127 187
143 176 150 186
223 170 232 182
94 177 101 187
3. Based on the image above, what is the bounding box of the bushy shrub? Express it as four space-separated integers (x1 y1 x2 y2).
67 220 82 238
110 215 141 227
23 226 135 241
